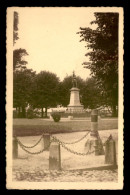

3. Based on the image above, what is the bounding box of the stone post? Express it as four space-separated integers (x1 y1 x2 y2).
50 114 52 119
90 109 98 137
13 136 18 159
105 135 117 165
84 109 104 155
49 141 61 170
68 115 73 120
43 134 50 151
90 109 99 155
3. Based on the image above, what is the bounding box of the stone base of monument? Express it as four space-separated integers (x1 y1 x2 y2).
66 105 85 113
84 131 104 155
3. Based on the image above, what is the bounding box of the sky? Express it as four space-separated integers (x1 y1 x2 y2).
14 7 97 81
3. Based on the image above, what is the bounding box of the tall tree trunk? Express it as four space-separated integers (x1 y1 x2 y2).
22 107 26 118
18 107 20 118
16 107 18 117
112 105 117 117
45 107 47 118
41 107 44 118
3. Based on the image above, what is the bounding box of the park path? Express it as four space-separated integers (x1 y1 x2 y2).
13 129 118 182
13 169 118 182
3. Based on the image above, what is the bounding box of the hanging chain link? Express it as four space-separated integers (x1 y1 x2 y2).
15 130 95 156
17 137 54 155
15 134 44 149
52 136 95 156
51 131 90 145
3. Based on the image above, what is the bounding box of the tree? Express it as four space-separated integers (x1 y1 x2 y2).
32 71 60 118
13 48 28 71
77 13 119 116
13 11 31 118
13 12 28 71
82 78 104 109
13 69 36 117
13 11 19 45
58 75 85 107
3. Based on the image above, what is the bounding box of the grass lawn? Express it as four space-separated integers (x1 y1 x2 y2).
13 118 118 136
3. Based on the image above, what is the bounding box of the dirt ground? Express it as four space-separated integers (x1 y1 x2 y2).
13 129 118 182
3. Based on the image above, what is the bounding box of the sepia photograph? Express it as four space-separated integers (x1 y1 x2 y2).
6 7 124 189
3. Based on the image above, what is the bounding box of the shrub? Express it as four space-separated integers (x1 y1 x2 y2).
26 108 34 119
51 112 61 122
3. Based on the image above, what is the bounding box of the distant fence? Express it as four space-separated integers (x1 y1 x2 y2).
13 111 114 119
13 110 91 118
59 112 91 118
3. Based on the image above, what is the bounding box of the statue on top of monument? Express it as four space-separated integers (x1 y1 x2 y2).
72 71 77 88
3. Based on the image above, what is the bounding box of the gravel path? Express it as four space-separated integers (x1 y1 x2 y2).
13 130 118 182
13 169 118 182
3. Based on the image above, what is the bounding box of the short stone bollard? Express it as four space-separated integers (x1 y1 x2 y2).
13 136 18 159
105 135 117 165
90 109 98 136
49 141 61 170
68 115 73 120
43 134 50 151
50 115 53 120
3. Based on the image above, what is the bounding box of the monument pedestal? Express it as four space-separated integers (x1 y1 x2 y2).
67 87 84 113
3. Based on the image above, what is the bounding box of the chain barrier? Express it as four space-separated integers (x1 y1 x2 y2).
51 131 90 145
15 130 95 156
17 137 54 155
52 136 95 156
15 134 44 149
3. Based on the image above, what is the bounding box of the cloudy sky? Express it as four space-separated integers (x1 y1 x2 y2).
13 7 98 81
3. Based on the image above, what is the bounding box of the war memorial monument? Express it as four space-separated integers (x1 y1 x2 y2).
66 72 84 113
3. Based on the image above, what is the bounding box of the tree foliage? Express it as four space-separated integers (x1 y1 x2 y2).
13 11 32 117
13 70 107 117
31 71 60 117
13 12 28 71
13 48 28 71
77 13 119 116
13 11 19 45
13 69 36 117
82 78 104 109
